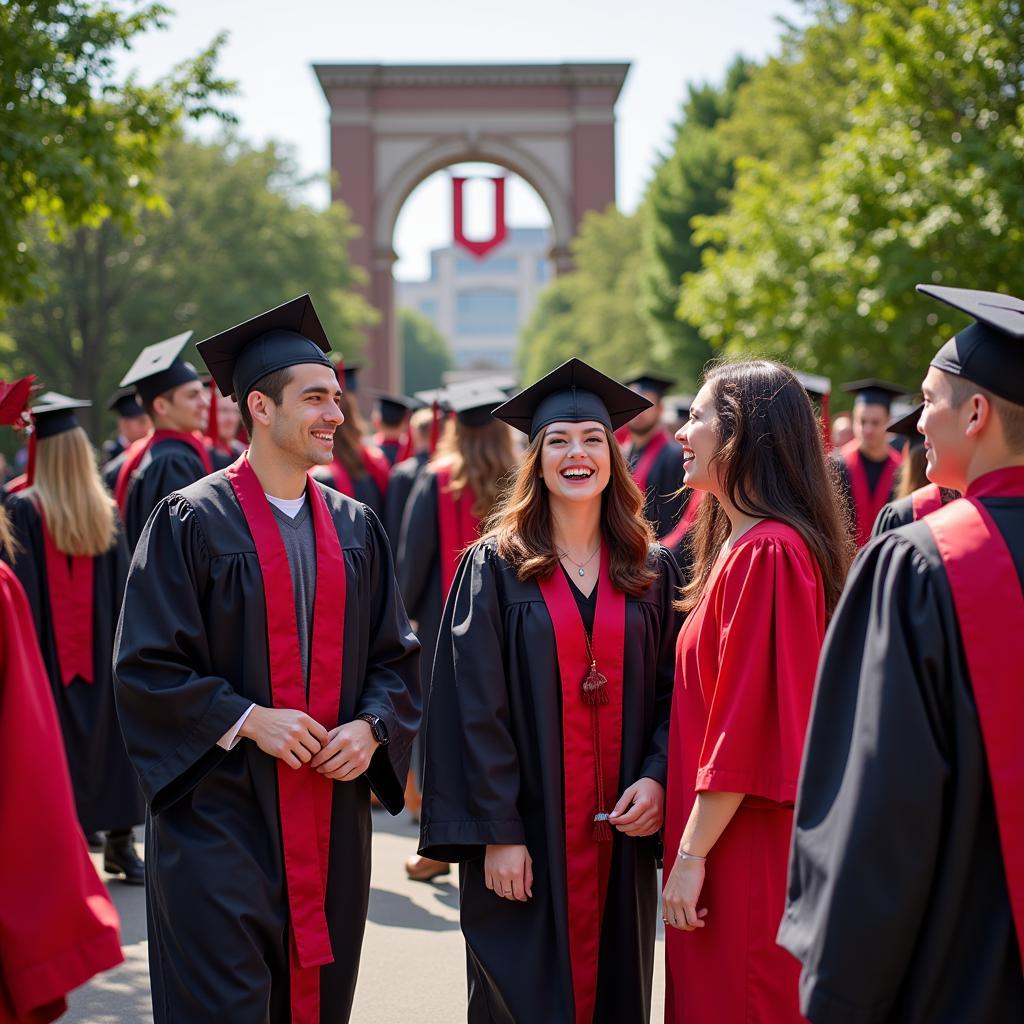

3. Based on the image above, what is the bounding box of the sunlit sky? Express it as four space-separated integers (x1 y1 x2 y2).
117 0 802 279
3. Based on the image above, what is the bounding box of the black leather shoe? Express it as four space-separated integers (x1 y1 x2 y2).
103 831 145 885
84 831 104 851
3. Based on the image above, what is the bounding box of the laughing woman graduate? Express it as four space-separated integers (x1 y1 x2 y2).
661 361 852 1024
418 359 682 1024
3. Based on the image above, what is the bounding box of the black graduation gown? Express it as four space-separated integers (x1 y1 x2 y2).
310 464 385 520
418 539 682 1024
871 488 959 537
627 435 686 539
101 437 125 464
384 451 429 551
101 449 125 494
122 438 211 551
113 473 421 1024
3 494 143 834
778 500 1024 1023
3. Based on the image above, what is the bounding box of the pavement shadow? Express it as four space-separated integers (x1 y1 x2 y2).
430 882 460 912
367 887 460 932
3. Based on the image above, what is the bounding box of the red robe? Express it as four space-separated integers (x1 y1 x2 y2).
665 520 824 1024
0 562 122 1023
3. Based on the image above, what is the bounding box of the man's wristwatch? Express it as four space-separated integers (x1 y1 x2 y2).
356 713 389 746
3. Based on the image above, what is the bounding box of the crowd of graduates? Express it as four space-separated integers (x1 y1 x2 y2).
0 281 1021 1024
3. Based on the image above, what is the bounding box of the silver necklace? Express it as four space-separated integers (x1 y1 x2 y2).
559 544 601 578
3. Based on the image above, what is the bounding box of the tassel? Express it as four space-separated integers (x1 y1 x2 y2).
592 814 613 842
581 663 609 706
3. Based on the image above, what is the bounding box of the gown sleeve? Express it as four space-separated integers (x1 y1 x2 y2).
2 496 45 635
697 535 824 804
354 507 422 814
651 442 686 538
395 470 438 620
113 494 254 813
418 541 526 862
777 534 950 1023
124 449 205 549
638 545 684 785
383 462 416 550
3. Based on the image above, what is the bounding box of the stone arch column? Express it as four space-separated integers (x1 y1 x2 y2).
314 63 629 390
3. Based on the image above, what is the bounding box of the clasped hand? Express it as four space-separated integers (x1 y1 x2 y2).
240 706 378 780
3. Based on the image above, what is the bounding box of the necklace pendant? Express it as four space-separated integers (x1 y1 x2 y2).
578 567 586 577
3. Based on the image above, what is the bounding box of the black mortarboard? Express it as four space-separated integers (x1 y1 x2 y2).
343 362 362 394
793 371 832 401
445 384 509 428
373 391 423 426
413 387 453 412
623 371 675 398
666 393 694 420
119 331 199 404
840 378 907 411
31 391 91 439
493 358 652 439
107 387 146 419
196 294 334 401
917 285 1024 405
887 402 924 444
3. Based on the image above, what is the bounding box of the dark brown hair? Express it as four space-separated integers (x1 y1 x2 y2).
331 390 368 477
434 417 518 519
680 360 854 616
895 441 930 499
240 367 292 435
481 425 657 597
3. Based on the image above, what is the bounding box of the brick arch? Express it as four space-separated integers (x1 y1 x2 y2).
314 63 629 390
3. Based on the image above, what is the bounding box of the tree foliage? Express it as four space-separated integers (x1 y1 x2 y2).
400 307 452 393
680 0 1024 387
0 0 236 312
0 132 375 438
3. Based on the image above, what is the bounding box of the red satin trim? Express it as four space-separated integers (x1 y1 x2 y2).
631 429 670 496
26 428 37 487
910 483 944 521
537 550 624 1024
966 465 1024 500
395 432 414 464
114 429 214 514
926 488 1024 967
841 441 900 547
328 460 354 497
38 506 94 686
660 490 704 551
433 465 479 602
226 455 347 1024
361 445 391 498
6 472 28 494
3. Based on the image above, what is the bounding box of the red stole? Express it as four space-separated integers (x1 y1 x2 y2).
910 482 944 521
537 551 624 1024
361 445 391 498
631 429 670 495
841 440 901 547
114 429 214 514
225 454 347 1024
434 465 480 602
925 466 1024 967
37 506 94 686
660 490 703 551
327 459 354 497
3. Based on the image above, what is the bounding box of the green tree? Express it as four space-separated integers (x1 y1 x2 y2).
639 57 751 383
681 0 1024 388
1 132 375 438
518 206 651 383
400 307 452 393
0 1 236 311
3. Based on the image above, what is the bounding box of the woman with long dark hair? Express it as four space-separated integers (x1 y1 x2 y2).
418 359 681 1023
661 360 852 1023
4 392 145 883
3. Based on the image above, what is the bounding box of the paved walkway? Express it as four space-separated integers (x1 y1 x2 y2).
65 813 665 1022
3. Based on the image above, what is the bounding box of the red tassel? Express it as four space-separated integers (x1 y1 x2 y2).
581 664 609 706
592 816 613 842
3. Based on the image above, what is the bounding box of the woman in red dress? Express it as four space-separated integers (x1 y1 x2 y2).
662 360 853 1023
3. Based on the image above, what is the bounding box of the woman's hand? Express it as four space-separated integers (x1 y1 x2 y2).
609 777 664 836
662 854 708 931
484 844 533 902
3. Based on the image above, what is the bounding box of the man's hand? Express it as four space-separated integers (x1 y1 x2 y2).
609 777 665 836
484 844 533 902
310 720 379 781
239 707 329 769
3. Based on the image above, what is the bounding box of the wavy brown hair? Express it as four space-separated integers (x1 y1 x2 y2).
434 418 518 520
895 440 929 499
481 425 657 597
680 360 854 616
332 391 368 477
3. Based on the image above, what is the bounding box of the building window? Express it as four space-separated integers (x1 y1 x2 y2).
456 255 520 276
455 289 519 336
536 259 551 284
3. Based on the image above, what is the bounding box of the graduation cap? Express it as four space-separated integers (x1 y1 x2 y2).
623 371 675 399
372 391 423 427
119 331 199 405
887 402 924 445
793 371 832 401
31 391 91 440
840 379 907 411
667 393 695 420
446 384 509 428
342 361 362 394
196 294 334 401
917 285 1024 405
107 387 147 419
493 358 652 440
